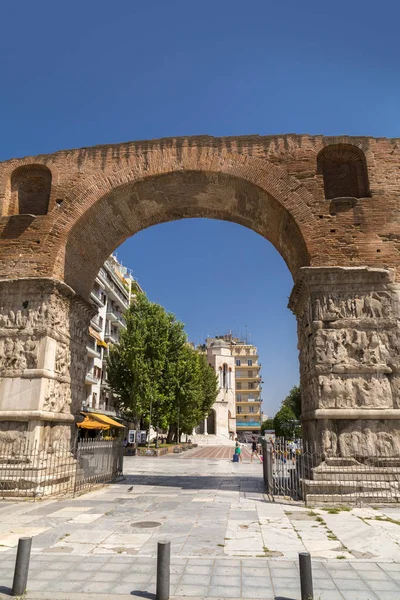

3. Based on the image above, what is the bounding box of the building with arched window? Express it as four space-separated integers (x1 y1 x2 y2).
200 338 236 439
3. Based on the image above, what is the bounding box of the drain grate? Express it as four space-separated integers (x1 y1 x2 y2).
131 521 161 529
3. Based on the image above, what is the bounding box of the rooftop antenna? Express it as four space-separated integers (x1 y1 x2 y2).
245 324 248 344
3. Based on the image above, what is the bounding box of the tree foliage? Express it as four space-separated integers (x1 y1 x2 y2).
271 385 302 438
107 293 218 439
281 385 302 419
261 418 274 433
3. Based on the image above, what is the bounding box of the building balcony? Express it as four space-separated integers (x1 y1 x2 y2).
236 399 262 404
235 389 261 394
97 270 109 288
85 371 99 385
105 332 118 344
90 316 103 333
86 344 101 359
90 290 104 307
235 374 262 380
106 310 119 321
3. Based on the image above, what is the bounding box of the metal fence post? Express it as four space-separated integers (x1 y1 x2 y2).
156 540 171 600
12 537 32 596
299 552 313 600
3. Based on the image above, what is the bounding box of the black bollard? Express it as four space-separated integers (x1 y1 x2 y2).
156 540 171 600
12 537 32 597
299 552 313 600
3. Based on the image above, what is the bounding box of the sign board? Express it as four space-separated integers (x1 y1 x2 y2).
264 430 276 442
128 430 136 444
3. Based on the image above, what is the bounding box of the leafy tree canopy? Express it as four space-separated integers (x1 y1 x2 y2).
261 418 274 433
281 385 302 419
107 292 218 439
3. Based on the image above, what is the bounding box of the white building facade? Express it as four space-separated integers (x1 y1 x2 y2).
197 338 236 439
84 255 142 416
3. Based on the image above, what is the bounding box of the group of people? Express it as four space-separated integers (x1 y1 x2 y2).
234 436 262 463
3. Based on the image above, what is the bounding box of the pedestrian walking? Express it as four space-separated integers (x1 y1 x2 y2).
235 441 243 462
250 436 258 463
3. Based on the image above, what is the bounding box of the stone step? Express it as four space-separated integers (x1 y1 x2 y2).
307 492 400 504
312 468 400 482
303 478 400 496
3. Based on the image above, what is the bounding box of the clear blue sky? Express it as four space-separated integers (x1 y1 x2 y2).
1 1 399 414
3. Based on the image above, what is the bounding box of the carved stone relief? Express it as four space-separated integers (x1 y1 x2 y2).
290 267 400 461
0 422 27 445
0 279 92 446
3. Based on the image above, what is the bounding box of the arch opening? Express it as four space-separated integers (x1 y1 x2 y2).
62 170 311 299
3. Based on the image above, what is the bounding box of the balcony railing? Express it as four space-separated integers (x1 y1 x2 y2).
91 315 103 332
90 289 104 307
99 267 129 308
85 371 100 385
105 332 118 344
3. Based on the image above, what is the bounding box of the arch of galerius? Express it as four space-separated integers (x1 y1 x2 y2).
1 133 400 494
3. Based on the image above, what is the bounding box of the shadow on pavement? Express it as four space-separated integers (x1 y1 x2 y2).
120 473 265 493
130 592 155 599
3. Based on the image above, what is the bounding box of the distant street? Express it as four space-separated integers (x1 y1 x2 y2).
177 445 252 460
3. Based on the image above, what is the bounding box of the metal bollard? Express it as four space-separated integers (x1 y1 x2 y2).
299 552 313 600
12 537 32 597
156 540 171 600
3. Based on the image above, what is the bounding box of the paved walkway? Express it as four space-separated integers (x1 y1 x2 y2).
0 447 399 599
178 446 252 460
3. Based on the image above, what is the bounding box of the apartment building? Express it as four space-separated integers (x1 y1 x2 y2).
229 337 263 437
84 254 142 416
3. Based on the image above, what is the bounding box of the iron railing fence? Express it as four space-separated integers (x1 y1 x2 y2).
262 438 400 504
75 438 124 493
0 437 124 499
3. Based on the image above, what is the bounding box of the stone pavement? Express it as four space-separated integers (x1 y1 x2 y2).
0 447 399 599
179 446 252 460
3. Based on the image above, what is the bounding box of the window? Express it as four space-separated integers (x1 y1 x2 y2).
247 359 252 366
317 144 370 200
10 164 52 215
248 370 253 378
236 394 242 401
248 382 254 390
222 364 228 389
249 406 255 413
236 382 242 390
236 359 241 367
237 406 242 414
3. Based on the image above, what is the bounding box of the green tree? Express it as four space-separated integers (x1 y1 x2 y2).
281 385 302 419
166 347 218 442
107 293 186 431
261 418 274 433
107 293 218 443
273 405 301 439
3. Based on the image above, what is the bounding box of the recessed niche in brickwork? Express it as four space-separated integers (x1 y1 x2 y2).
317 144 370 200
11 165 52 215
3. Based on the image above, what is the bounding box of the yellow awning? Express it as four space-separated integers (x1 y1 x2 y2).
89 328 108 348
77 415 109 430
89 412 125 428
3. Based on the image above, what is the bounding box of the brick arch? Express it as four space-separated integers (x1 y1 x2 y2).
50 149 325 298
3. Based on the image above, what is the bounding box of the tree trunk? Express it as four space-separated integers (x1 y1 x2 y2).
167 423 176 444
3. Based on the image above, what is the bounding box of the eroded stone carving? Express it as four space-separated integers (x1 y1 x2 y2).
0 422 27 445
290 267 400 461
312 291 392 322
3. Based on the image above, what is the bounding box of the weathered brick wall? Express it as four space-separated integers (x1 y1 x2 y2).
0 134 400 298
